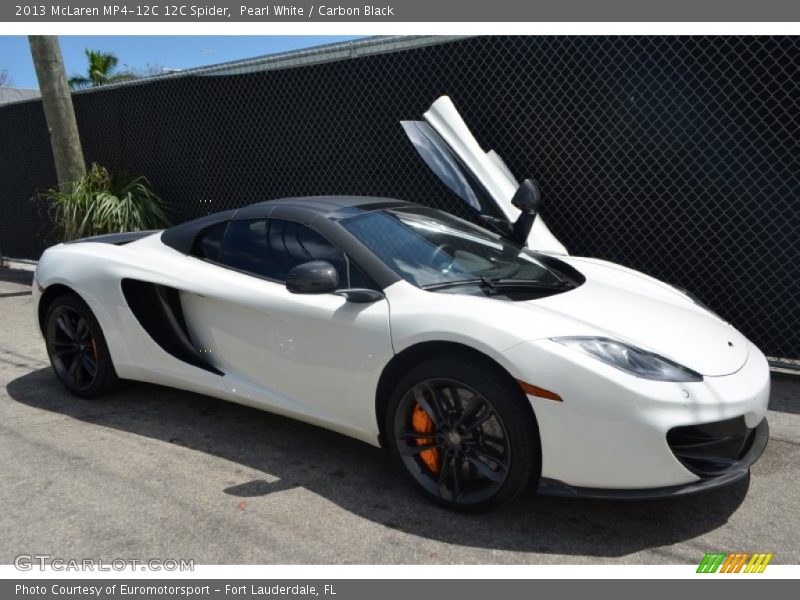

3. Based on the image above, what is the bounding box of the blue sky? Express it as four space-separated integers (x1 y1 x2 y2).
0 36 364 89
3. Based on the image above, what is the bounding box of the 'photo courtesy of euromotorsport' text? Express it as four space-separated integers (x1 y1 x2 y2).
0 17 798 582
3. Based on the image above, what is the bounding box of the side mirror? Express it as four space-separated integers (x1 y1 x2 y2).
511 178 542 216
286 260 339 294
510 178 542 245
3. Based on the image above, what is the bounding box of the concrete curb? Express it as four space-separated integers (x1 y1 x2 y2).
1 258 37 272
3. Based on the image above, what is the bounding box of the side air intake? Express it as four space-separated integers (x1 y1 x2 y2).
121 279 223 376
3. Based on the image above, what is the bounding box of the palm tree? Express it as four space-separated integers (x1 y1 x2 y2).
68 49 133 89
29 36 86 190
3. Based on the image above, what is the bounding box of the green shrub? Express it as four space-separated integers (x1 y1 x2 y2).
43 163 170 241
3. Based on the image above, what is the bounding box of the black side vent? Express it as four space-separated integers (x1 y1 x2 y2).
667 416 757 476
121 279 223 376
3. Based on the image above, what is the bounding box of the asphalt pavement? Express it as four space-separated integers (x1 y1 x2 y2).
1 268 798 564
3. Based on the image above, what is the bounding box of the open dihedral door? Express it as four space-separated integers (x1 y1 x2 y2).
401 96 568 255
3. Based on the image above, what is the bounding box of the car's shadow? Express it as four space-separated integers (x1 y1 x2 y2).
6 367 749 557
770 373 800 415
0 268 33 286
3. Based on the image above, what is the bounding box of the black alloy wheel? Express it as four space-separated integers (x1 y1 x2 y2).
395 378 512 504
387 354 540 511
45 293 120 398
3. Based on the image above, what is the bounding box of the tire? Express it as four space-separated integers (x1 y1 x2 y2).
385 353 540 511
44 292 121 399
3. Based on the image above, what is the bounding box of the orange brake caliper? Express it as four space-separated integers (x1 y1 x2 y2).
412 403 440 474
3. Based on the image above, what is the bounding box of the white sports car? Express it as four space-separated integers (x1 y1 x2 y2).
33 97 769 510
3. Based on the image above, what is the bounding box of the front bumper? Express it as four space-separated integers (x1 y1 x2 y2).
537 417 768 499
502 337 771 490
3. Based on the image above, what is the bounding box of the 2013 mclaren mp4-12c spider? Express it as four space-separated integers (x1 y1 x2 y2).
34 97 769 510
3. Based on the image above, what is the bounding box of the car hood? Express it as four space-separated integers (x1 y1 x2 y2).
515 257 750 377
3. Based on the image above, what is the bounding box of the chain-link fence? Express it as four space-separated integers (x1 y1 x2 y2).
0 35 797 367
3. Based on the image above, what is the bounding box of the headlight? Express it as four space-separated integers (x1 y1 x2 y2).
552 336 703 382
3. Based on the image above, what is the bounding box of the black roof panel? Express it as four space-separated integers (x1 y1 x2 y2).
160 196 410 254
233 195 409 220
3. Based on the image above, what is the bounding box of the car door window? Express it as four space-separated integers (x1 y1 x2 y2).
264 219 296 278
293 222 347 278
218 219 272 277
216 218 374 289
192 221 229 262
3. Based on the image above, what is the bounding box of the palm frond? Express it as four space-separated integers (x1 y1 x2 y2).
41 163 170 241
68 75 92 90
80 49 125 87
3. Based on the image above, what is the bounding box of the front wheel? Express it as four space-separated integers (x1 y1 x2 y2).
386 354 540 511
44 292 121 399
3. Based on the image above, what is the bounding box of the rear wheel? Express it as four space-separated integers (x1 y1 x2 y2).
386 354 540 511
44 293 120 398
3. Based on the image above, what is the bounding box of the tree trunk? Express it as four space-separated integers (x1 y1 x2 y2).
28 35 85 190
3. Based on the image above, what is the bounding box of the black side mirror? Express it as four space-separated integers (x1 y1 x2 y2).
286 260 339 294
510 178 542 245
511 178 542 215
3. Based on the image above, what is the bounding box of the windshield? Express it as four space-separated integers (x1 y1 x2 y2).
340 207 565 290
